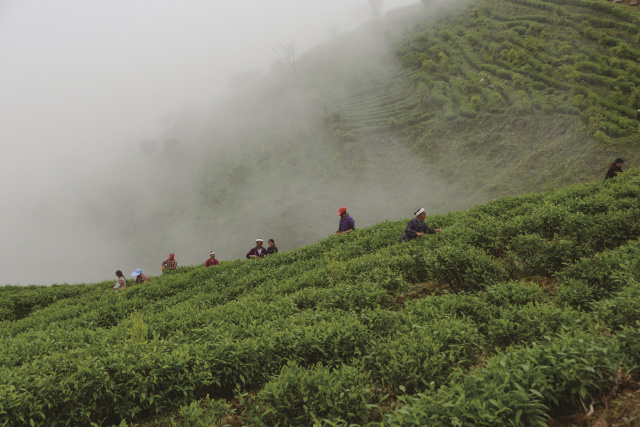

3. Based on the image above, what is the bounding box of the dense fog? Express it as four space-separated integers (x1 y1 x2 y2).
1 0 478 286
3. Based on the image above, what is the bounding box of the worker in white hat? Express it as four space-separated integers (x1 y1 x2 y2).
398 208 442 243
205 251 219 267
246 239 267 259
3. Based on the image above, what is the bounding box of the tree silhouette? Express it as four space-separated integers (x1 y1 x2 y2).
274 41 298 73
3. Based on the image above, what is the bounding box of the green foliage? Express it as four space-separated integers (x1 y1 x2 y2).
384 328 624 426
427 244 506 291
482 280 549 306
485 302 585 347
127 311 149 343
592 279 640 330
0 284 101 321
174 395 234 427
388 0 640 198
554 278 599 311
246 362 375 426
364 317 483 393
616 321 640 367
555 240 640 300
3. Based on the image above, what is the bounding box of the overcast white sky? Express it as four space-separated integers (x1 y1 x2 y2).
1 1 417 184
0 0 418 285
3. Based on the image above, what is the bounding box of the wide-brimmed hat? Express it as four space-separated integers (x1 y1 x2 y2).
131 269 142 277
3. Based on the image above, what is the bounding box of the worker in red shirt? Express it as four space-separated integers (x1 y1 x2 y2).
205 251 219 267
161 253 178 271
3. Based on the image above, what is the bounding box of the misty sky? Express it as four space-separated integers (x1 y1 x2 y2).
1 0 419 285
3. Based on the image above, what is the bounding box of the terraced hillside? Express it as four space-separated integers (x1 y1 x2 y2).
321 69 419 137
2 171 640 426
404 0 640 129
79 0 640 276
6 1 640 423
311 0 640 196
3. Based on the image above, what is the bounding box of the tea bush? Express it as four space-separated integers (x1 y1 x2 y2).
247 362 374 426
482 280 549 307
552 278 598 311
173 395 233 427
555 241 640 300
364 317 483 393
0 284 102 322
384 329 624 426
401 295 493 343
485 302 585 348
616 322 640 367
428 244 507 292
592 280 640 331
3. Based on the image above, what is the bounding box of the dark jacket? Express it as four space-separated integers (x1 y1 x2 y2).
266 246 278 255
605 164 623 179
246 246 267 259
399 218 436 243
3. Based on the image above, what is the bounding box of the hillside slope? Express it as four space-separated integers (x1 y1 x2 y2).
85 0 640 277
312 0 640 196
1 171 640 425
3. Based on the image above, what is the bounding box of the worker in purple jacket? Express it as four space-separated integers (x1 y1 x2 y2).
335 207 355 235
246 239 268 259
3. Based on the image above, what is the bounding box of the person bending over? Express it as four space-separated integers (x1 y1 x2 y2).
111 270 127 290
161 253 178 271
131 269 150 284
399 208 442 243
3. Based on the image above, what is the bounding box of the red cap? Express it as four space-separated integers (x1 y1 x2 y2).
336 207 347 216
169 253 174 258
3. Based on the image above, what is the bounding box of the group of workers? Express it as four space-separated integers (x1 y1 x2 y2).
110 241 279 289
112 157 625 290
113 253 181 289
110 268 150 290
246 238 278 259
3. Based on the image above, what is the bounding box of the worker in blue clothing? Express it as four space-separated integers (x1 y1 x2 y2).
335 207 355 235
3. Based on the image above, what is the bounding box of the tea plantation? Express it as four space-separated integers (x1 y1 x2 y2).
315 0 640 197
94 0 640 278
2 171 640 426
